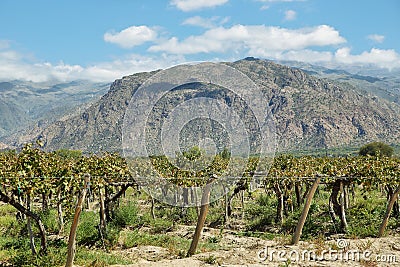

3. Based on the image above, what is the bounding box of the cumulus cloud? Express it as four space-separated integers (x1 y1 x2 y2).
274 48 400 69
284 10 297 20
279 49 333 62
182 16 229 28
149 24 346 55
170 0 228 11
0 56 82 83
75 54 185 82
367 34 385 43
104 25 158 49
334 47 400 69
0 43 185 82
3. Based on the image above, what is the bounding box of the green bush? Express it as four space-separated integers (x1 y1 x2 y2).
124 230 170 248
155 205 197 224
39 209 59 235
359 141 394 157
75 247 133 266
245 194 276 231
150 218 174 234
104 224 120 249
75 211 99 246
113 201 140 228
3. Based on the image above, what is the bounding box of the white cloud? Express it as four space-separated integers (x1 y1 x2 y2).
0 43 185 82
182 16 229 28
149 24 346 55
104 25 158 49
279 50 333 63
260 5 270 10
0 50 21 61
334 47 400 69
170 0 228 11
276 48 400 69
284 10 296 20
75 54 185 82
0 40 11 50
367 34 385 43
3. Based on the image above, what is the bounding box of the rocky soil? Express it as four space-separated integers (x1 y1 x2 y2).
84 225 400 267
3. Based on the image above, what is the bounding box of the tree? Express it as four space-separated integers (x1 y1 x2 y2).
359 142 394 157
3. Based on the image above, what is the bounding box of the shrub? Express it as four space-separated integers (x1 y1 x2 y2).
359 142 394 157
75 211 99 246
113 201 140 228
150 218 174 234
39 209 59 235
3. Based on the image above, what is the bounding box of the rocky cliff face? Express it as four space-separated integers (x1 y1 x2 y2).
230 59 400 151
10 59 400 153
23 71 157 152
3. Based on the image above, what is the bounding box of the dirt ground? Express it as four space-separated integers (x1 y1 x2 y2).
105 225 400 267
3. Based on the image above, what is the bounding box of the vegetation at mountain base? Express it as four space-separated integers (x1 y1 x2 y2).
359 141 394 157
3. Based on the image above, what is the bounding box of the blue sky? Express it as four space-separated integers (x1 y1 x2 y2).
0 0 399 82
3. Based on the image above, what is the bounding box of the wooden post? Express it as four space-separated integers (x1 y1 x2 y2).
187 175 216 256
291 176 321 245
378 184 400 237
65 174 90 267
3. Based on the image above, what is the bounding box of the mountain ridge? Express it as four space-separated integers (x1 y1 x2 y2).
0 80 110 138
3 59 400 154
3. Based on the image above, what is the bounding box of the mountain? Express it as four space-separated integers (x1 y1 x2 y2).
0 97 30 137
5 59 400 154
0 80 110 138
276 60 400 105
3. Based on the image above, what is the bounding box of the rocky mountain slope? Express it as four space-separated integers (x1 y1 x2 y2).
277 60 400 105
6 59 400 153
0 80 110 138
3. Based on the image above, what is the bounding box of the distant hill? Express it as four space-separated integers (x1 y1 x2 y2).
5 59 400 154
277 60 400 105
0 98 29 137
0 80 110 138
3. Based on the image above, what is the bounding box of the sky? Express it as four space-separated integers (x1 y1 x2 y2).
0 0 399 82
